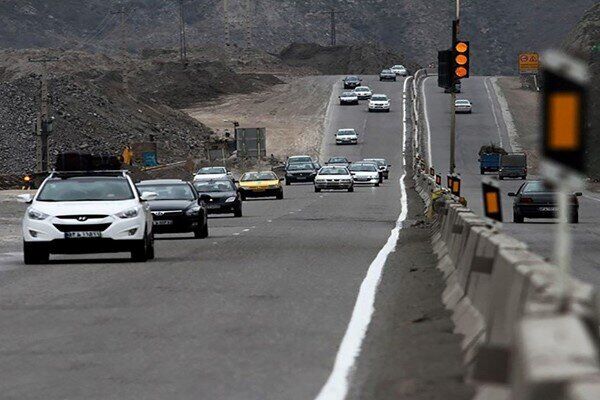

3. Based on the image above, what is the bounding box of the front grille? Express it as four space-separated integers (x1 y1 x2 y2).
53 223 112 232
151 210 183 216
56 215 108 220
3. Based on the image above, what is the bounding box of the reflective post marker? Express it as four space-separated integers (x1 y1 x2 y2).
435 174 442 186
450 175 461 197
429 167 435 176
482 179 502 223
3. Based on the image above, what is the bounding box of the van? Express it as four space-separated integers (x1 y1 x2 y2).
499 153 527 180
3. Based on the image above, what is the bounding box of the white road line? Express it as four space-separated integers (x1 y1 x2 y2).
420 76 434 164
242 229 250 232
484 77 504 147
583 194 600 203
490 77 521 152
314 77 412 400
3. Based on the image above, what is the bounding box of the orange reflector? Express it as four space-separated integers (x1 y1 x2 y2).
455 42 468 53
452 180 460 192
23 176 31 182
455 55 468 65
548 92 581 150
485 192 500 214
455 67 468 78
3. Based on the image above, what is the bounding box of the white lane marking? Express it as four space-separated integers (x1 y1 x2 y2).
490 77 520 152
583 194 600 203
484 77 504 147
267 219 272 223
233 232 241 236
242 229 250 232
314 77 412 400
421 76 434 164
0 252 23 271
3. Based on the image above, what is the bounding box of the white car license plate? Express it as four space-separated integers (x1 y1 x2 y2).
206 204 221 209
153 220 174 225
65 231 102 239
539 207 558 212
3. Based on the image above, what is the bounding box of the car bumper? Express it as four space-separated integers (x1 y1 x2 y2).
315 181 353 190
152 214 201 233
369 107 390 111
206 202 239 214
340 99 359 104
336 139 358 144
286 175 316 182
353 178 379 184
515 205 578 218
455 108 472 113
239 188 282 197
499 171 526 178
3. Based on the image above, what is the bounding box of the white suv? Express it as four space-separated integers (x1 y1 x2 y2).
18 170 157 264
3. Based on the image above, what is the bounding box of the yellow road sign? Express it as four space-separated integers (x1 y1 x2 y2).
519 52 540 74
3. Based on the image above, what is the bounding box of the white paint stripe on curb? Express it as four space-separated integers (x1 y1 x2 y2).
490 77 521 152
484 77 504 148
313 77 412 400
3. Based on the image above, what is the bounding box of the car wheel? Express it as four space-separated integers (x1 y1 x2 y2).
315 187 321 193
194 216 209 239
276 191 284 200
285 179 291 186
23 241 49 265
499 176 504 180
234 205 243 218
480 169 485 175
374 182 380 187
240 192 246 201
514 213 524 223
348 186 354 192
146 232 155 260
131 233 149 262
570 213 579 224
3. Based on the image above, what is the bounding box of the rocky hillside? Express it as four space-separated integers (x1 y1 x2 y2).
0 0 595 75
563 3 600 177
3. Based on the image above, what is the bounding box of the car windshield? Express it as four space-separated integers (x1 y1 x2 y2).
346 76 359 81
337 130 355 135
365 159 385 166
523 181 554 194
241 172 278 181
329 158 348 163
393 65 404 69
355 87 369 92
320 167 348 175
342 92 356 97
372 95 388 101
37 177 135 202
288 163 314 171
381 70 392 73
137 184 195 200
350 164 377 172
198 167 226 174
288 156 312 163
193 180 236 193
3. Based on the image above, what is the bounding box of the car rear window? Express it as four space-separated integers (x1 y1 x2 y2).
502 155 526 166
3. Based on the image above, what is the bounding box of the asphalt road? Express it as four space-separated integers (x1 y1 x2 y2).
0 76 412 399
423 75 600 285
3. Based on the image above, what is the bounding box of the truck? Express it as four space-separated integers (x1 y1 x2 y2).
499 153 527 180
478 144 507 174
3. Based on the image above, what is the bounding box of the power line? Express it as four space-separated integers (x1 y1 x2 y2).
313 9 347 46
178 0 188 63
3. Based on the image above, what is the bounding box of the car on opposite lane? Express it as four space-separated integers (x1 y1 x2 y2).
18 170 156 264
348 162 380 186
339 91 359 105
136 179 209 238
193 166 232 181
509 180 581 224
286 155 314 168
193 179 242 218
285 162 318 185
390 64 408 76
363 158 391 179
335 128 359 145
314 166 354 193
353 86 373 100
368 94 391 112
379 69 397 82
238 171 284 200
454 99 472 114
343 75 362 89
326 157 350 167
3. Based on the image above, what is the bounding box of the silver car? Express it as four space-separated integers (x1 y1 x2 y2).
314 166 354 192
454 99 472 114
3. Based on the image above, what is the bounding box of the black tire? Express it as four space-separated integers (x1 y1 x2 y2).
285 179 291 186
234 204 243 218
480 169 485 175
374 182 380 187
23 241 49 265
348 186 354 192
276 191 284 200
499 176 504 180
514 213 524 223
240 192 246 201
570 213 579 224
131 234 149 262
194 215 209 238
385 109 390 113
146 232 155 260
315 187 321 193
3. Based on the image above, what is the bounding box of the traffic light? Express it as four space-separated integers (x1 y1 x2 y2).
541 51 589 174
452 40 470 80
438 50 453 89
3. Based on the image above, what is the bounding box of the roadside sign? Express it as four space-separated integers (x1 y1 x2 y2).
429 167 435 176
519 52 540 74
541 50 589 176
435 174 442 186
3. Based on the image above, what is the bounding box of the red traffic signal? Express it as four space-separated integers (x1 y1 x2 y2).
453 41 470 80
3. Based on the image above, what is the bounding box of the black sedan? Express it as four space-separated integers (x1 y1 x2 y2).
508 180 582 224
136 179 209 238
193 179 242 217
343 76 362 89
379 69 397 81
285 162 318 185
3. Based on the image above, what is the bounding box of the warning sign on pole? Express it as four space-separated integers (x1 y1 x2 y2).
519 52 540 75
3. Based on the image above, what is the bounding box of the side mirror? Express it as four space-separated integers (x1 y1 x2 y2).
199 194 212 204
508 192 516 197
387 164 392 167
140 191 158 201
575 192 583 197
17 194 33 204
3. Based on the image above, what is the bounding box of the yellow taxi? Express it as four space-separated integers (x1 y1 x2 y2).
238 171 284 200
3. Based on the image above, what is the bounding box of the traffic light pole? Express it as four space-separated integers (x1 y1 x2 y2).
449 5 459 174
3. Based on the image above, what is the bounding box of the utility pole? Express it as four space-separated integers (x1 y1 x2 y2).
110 4 128 52
223 0 232 50
178 0 188 63
449 0 460 174
315 9 346 46
29 57 58 173
244 0 253 51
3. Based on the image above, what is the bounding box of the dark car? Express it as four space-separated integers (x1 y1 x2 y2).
193 179 242 217
379 69 397 81
508 180 582 223
285 162 317 185
499 153 527 180
343 76 362 89
136 179 209 238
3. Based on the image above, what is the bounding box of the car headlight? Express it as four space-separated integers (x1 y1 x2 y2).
28 209 49 221
225 196 237 203
186 206 201 216
117 208 139 219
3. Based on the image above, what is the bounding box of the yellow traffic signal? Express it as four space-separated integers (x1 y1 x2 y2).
455 42 468 53
453 40 470 79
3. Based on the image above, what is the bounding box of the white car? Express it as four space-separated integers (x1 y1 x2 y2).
363 158 391 179
454 99 473 114
339 91 359 105
335 128 359 145
348 162 381 186
390 65 408 76
194 166 232 181
368 94 391 113
353 86 373 100
18 170 157 264
314 166 354 192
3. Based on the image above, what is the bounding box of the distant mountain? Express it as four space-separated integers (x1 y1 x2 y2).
0 0 595 74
